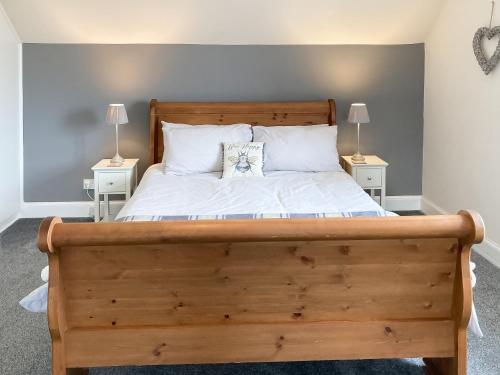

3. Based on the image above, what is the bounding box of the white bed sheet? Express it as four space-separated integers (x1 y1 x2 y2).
116 164 387 220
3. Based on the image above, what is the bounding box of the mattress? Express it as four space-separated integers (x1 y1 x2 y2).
116 164 393 222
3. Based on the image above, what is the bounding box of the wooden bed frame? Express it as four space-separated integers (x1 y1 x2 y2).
38 100 484 375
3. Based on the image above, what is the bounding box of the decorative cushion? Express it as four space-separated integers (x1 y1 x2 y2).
222 142 265 178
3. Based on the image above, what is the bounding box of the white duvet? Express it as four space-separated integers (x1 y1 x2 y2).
116 164 387 220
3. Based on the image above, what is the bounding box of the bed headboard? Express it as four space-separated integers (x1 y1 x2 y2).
149 99 336 165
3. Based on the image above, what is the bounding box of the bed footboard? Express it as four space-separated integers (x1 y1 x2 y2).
38 211 484 375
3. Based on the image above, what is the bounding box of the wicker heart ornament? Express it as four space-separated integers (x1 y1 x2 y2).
473 26 500 75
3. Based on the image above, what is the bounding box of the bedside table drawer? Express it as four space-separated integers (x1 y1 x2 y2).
98 172 127 193
356 168 382 188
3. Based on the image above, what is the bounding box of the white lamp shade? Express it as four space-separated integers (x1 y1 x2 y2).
348 103 370 124
106 104 128 125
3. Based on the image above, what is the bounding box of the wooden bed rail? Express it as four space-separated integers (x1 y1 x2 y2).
37 211 484 375
39 211 484 250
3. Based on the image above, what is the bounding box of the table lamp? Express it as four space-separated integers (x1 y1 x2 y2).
106 104 128 166
348 103 370 164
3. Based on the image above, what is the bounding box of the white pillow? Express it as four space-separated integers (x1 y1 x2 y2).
222 142 264 178
252 125 341 172
161 122 252 175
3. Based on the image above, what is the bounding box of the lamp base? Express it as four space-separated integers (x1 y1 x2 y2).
351 152 366 164
110 153 124 166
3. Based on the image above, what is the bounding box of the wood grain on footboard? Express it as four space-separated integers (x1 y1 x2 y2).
38 212 484 375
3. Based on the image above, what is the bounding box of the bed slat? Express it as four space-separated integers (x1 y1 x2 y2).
65 320 455 368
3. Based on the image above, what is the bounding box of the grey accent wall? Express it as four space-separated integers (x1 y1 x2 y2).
23 44 424 201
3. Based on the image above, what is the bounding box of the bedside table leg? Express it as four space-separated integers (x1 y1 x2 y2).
104 194 110 222
94 193 100 222
381 167 387 209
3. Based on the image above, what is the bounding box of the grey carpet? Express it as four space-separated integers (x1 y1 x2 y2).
1 217 499 375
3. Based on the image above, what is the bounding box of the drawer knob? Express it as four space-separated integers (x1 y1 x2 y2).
108 182 114 185
367 177 372 181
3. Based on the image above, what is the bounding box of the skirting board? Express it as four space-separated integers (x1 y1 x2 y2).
20 196 422 219
385 195 421 211
422 197 500 269
20 201 124 219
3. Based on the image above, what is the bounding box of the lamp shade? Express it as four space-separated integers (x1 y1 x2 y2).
106 104 128 125
348 103 370 124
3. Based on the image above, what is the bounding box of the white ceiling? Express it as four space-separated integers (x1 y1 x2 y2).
1 0 445 44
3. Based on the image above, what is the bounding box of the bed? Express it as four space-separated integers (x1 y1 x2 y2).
37 99 484 375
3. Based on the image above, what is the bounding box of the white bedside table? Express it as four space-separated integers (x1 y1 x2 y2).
341 155 388 208
91 159 139 222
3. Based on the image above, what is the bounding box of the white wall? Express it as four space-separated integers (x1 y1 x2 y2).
423 0 500 266
0 5 21 232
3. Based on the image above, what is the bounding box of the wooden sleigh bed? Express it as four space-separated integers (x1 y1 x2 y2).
38 100 484 375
